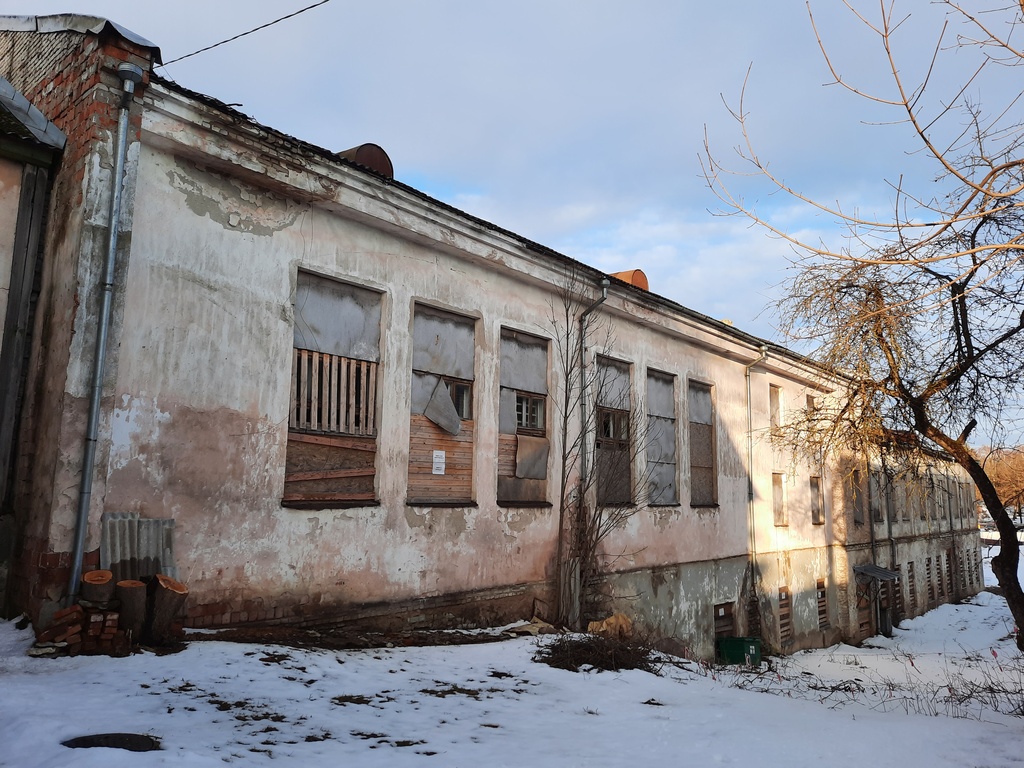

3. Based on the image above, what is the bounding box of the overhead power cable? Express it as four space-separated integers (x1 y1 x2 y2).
159 0 333 67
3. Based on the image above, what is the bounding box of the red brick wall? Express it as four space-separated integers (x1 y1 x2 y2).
0 24 156 623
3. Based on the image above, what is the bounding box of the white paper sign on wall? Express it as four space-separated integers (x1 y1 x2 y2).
432 450 446 475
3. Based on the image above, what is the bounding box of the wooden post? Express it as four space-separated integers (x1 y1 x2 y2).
147 574 188 645
115 579 146 643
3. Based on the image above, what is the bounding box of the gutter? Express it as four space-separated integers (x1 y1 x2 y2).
67 62 144 602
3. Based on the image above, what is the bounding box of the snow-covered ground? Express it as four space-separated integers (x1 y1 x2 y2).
1 551 1022 768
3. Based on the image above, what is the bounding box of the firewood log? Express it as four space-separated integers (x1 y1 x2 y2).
80 570 114 603
147 574 188 645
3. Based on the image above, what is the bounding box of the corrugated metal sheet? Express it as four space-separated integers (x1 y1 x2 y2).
100 512 177 582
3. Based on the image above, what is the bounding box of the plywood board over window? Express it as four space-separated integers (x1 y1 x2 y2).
646 370 678 505
497 329 550 505
284 272 381 509
408 305 476 505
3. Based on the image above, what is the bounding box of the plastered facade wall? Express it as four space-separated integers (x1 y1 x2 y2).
3 22 982 651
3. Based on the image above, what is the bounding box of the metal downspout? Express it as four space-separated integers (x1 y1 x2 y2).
67 63 145 601
744 345 768 630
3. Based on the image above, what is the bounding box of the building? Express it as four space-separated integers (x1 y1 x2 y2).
0 16 982 657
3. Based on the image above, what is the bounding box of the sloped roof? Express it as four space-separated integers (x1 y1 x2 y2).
0 74 65 156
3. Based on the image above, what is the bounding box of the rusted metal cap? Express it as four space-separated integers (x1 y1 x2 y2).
338 143 393 180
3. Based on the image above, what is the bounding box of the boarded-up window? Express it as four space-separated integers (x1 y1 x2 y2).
409 306 476 504
945 549 954 599
810 476 824 525
851 469 865 525
497 329 549 505
772 473 787 526
714 602 735 638
817 579 829 629
284 272 381 508
778 587 793 645
926 557 935 605
936 553 946 599
646 370 677 505
907 561 918 612
687 380 717 506
893 565 904 620
596 357 632 506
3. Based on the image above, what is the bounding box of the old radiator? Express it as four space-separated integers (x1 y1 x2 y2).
99 512 178 582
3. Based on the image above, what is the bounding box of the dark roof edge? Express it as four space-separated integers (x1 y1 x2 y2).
0 74 66 152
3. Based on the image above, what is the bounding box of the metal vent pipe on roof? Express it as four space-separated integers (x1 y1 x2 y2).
68 62 145 602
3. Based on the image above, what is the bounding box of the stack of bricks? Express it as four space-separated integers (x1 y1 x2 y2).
30 604 130 658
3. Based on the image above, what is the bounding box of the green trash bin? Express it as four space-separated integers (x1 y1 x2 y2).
715 636 761 666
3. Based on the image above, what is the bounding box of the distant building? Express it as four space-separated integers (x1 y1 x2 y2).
0 16 982 657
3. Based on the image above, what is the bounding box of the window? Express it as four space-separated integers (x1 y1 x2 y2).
945 549 954 599
936 473 949 522
893 565 904 620
516 393 545 433
926 557 935 605
778 587 793 645
687 380 717 506
851 469 865 525
816 579 829 629
284 272 381 508
769 385 783 432
498 329 549 505
596 357 632 506
444 377 472 419
408 305 476 504
772 473 787 526
869 470 884 523
714 602 735 638
646 370 678 505
810 476 824 525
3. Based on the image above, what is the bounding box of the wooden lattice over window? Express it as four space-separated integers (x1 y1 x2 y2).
816 579 829 630
291 350 377 436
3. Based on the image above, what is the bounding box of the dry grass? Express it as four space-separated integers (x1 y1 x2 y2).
532 634 660 674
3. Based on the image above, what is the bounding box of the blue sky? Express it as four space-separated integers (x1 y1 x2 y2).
9 1 1015 342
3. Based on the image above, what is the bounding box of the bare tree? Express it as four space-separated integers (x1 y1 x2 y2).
703 1 1024 649
549 266 655 629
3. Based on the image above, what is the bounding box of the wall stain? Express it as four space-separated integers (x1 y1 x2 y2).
166 159 300 236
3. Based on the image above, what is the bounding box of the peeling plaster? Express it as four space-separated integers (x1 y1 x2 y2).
166 159 300 236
